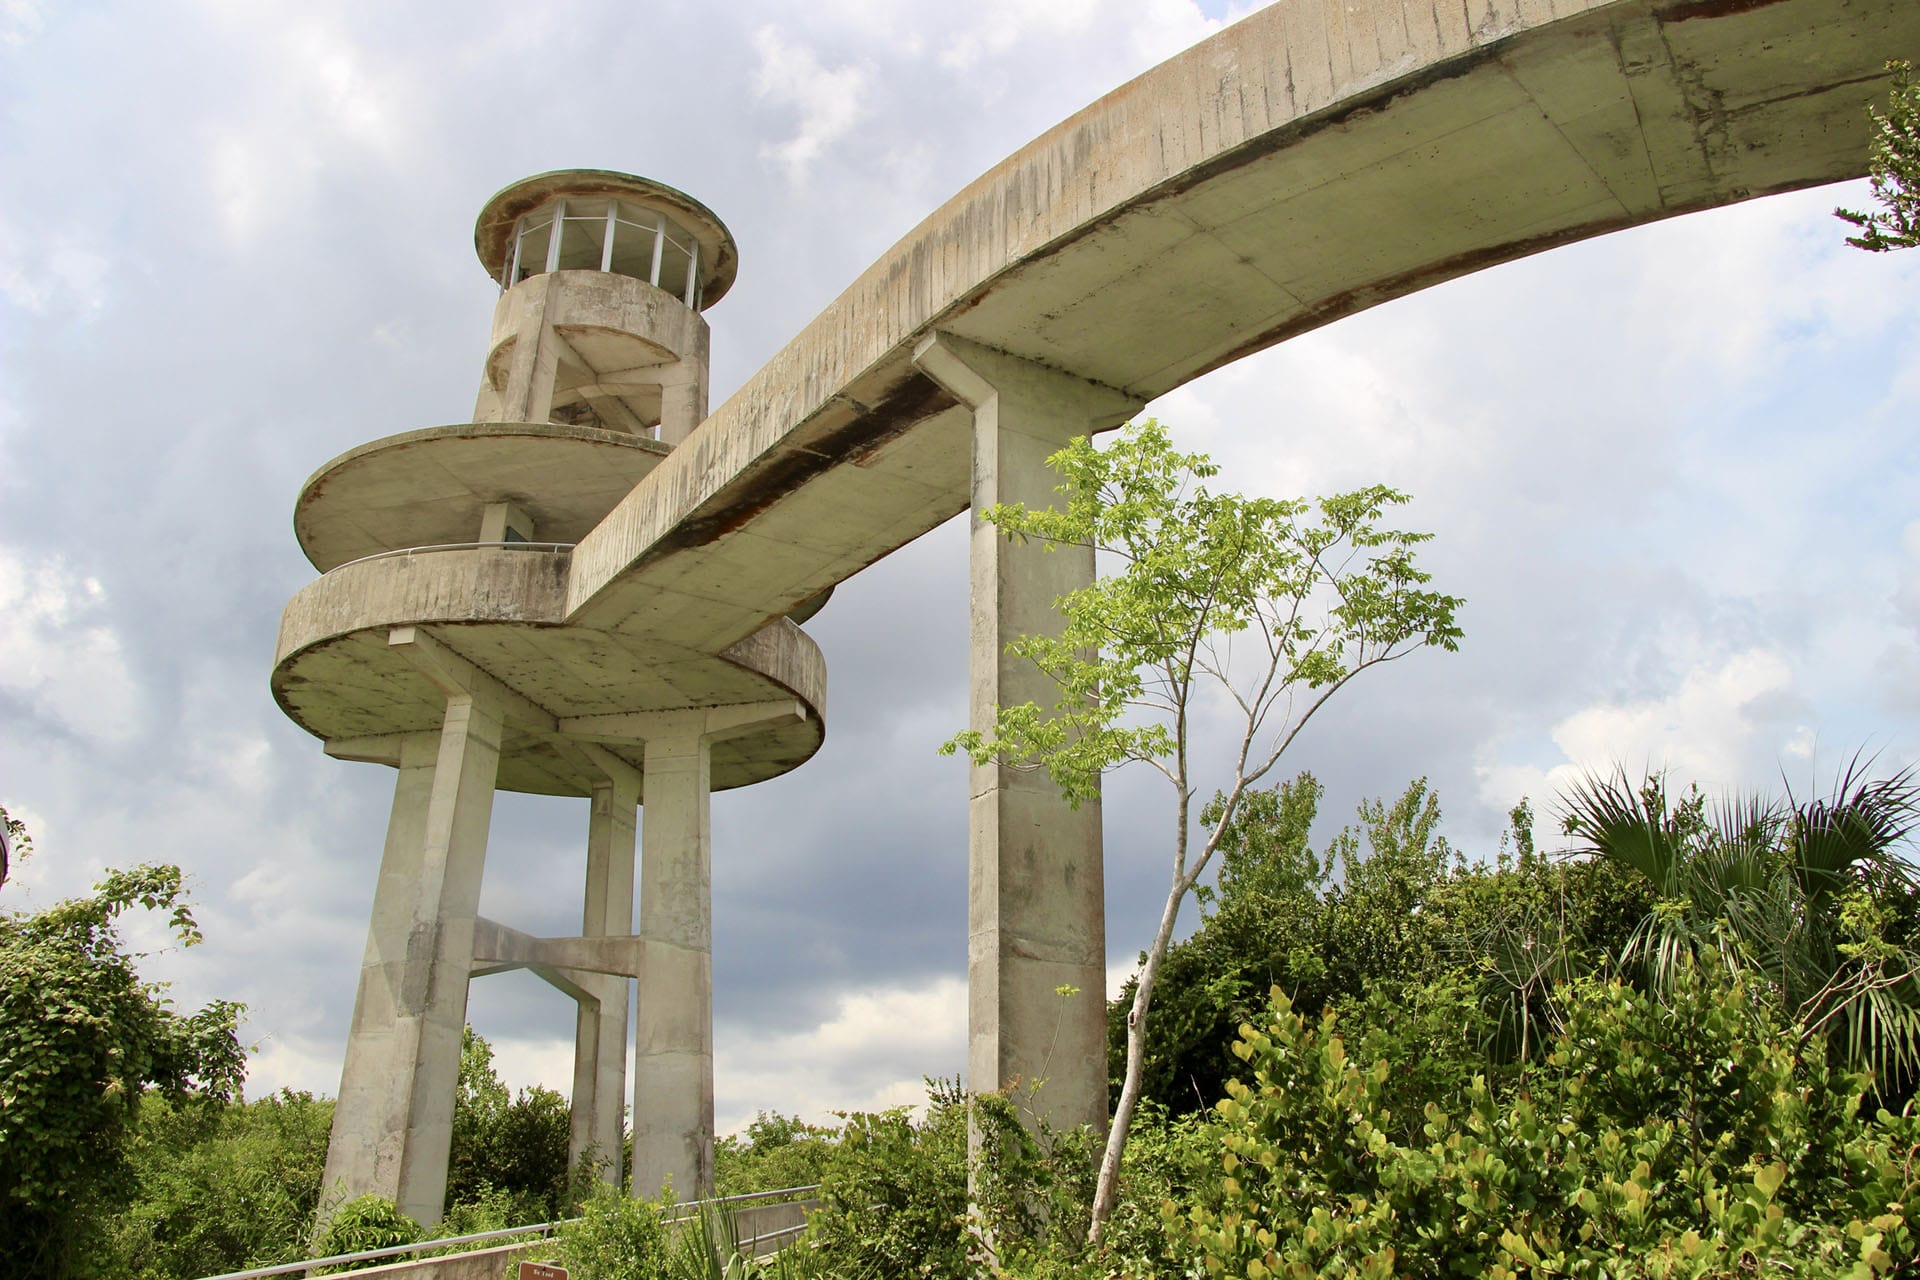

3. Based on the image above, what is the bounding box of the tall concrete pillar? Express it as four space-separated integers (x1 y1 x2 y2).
322 691 503 1226
570 768 639 1182
913 333 1140 1140
631 716 715 1200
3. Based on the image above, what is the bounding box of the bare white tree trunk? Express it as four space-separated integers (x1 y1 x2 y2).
1088 788 1192 1245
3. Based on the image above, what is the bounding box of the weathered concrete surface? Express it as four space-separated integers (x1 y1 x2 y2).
287 167 825 1228
627 703 804 1201
273 550 826 796
519 0 1919 1150
473 169 740 306
290 0 1920 1226
322 691 501 1227
915 334 1138 1144
307 1240 550 1280
295 423 671 572
476 271 711 439
564 0 1920 652
573 768 639 1182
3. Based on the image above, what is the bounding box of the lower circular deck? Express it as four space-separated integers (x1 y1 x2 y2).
272 546 826 797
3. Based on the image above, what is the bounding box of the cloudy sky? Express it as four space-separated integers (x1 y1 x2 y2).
3 0 1918 1136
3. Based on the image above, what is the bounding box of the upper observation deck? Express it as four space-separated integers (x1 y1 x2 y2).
273 170 826 798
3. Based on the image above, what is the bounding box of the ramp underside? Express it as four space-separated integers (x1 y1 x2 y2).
564 0 1915 669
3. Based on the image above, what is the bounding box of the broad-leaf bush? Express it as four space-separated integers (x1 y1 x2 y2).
551 1182 670 1280
310 1194 420 1272
0 861 244 1280
1187 960 1920 1279
105 1090 333 1279
802 1080 972 1280
716 1111 841 1196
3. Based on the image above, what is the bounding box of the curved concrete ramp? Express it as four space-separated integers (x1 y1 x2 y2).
566 0 1917 642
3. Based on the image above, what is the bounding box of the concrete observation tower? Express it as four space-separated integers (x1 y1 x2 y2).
272 171 828 1224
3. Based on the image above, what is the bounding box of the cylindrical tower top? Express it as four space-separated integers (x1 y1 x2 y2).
474 169 739 310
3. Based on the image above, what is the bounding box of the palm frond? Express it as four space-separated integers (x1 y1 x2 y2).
1789 753 1920 907
1561 769 1687 896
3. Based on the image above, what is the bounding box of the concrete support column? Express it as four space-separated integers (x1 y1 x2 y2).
321 691 503 1227
493 285 563 423
570 767 639 1182
913 333 1140 1141
658 375 706 446
631 716 715 1200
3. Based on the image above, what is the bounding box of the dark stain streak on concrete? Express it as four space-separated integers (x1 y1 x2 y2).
990 40 1510 285
1658 0 1793 22
639 372 958 562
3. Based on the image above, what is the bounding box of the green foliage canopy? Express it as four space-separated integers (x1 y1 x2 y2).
1561 763 1920 1094
106 1090 334 1280
444 1024 576 1223
1115 775 1651 1121
943 418 1461 1241
1187 963 1920 1279
945 419 1462 808
0 858 244 1280
1839 61 1920 251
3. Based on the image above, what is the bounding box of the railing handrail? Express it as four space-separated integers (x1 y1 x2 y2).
194 1184 822 1280
192 1222 559 1280
331 540 576 573
665 1183 823 1215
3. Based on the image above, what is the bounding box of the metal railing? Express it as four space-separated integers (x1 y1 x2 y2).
196 1184 822 1280
330 541 576 573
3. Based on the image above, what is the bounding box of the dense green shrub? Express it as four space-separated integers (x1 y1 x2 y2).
311 1194 420 1273
551 1182 669 1280
1111 777 1657 1119
1184 961 1920 1279
716 1111 841 1196
0 862 245 1280
104 1090 333 1279
802 1080 972 1279
445 1025 576 1223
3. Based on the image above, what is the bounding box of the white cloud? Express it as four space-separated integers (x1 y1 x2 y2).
0 216 111 315
0 548 142 745
0 0 42 48
935 0 1102 73
753 28 875 189
244 1035 349 1099
1477 649 1812 818
1896 521 1920 633
715 975 966 1132
450 975 969 1137
191 8 419 246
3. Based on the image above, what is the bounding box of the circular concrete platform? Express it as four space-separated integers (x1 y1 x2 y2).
295 422 671 572
272 547 826 796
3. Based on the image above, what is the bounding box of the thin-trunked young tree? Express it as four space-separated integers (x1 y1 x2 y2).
941 418 1463 1243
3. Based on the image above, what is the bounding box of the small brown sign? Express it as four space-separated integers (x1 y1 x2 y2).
519 1264 568 1280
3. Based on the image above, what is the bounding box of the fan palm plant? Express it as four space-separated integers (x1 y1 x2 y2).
1559 759 1920 1088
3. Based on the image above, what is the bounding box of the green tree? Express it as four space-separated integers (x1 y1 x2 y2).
715 1112 840 1197
106 1090 334 1279
1838 61 1920 251
943 418 1462 1243
1188 961 1920 1278
0 850 245 1280
1 801 28 890
1560 761 1920 1092
444 1024 575 1223
1115 777 1652 1124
